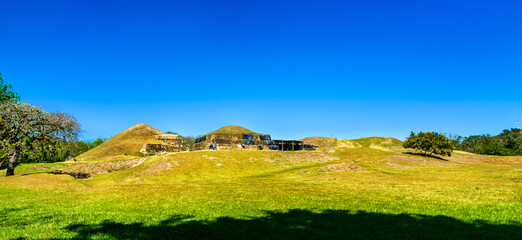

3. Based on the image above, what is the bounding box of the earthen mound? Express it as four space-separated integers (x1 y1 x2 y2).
210 125 258 134
77 124 164 160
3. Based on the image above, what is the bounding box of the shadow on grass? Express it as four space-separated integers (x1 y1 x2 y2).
50 209 520 240
403 152 449 161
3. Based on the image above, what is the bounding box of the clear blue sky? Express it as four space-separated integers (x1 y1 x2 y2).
1 0 521 140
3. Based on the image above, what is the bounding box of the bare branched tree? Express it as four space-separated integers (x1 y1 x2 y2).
0 102 81 176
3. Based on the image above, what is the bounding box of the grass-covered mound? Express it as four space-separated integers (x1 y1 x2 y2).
300 136 403 151
76 124 164 160
210 125 258 134
350 137 404 151
300 137 339 148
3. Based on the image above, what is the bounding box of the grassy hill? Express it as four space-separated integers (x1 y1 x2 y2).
210 125 258 134
300 136 403 151
76 123 165 161
300 136 340 148
1 136 521 239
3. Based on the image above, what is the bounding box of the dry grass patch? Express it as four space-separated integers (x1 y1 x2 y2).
54 158 147 179
0 173 86 190
300 137 337 147
338 139 360 148
29 165 64 170
264 152 337 163
131 158 178 177
449 152 522 165
321 163 366 172
386 154 455 168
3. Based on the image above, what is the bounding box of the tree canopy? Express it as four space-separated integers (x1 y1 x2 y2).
457 128 522 156
0 101 81 176
403 131 456 157
0 73 20 102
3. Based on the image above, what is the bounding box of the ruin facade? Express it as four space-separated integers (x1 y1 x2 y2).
141 133 187 155
193 133 317 151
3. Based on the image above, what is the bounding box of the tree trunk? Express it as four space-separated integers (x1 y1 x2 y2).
6 149 19 176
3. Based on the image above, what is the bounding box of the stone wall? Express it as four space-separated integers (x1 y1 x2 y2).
143 144 186 154
193 133 271 151
140 133 187 155
157 134 185 147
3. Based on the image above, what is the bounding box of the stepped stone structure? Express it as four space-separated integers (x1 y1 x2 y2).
193 133 317 151
141 133 187 155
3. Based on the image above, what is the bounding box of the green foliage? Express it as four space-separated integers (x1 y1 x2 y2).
458 128 522 156
182 136 196 150
74 138 106 156
137 151 156 157
403 131 456 157
0 73 20 102
20 140 75 164
0 102 81 175
0 138 105 169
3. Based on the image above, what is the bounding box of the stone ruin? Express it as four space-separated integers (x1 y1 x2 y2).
193 133 318 151
141 133 187 155
139 130 317 154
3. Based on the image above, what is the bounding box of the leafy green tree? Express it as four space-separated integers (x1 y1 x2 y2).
403 131 456 157
497 128 522 155
0 73 20 102
459 134 488 153
481 136 506 155
0 102 81 176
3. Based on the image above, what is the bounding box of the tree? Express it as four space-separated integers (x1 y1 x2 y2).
0 73 20 102
403 131 456 157
73 138 106 156
182 136 196 151
0 102 81 176
457 129 522 156
497 128 522 155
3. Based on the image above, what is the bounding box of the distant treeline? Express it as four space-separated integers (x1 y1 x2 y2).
0 138 105 169
454 128 522 156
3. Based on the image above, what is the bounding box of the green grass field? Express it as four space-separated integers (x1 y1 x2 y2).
1 137 521 239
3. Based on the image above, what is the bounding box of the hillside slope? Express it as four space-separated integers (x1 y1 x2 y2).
77 123 164 160
300 136 403 150
300 137 339 148
1 134 521 239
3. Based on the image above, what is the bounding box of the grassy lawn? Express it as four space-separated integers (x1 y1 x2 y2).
1 138 521 239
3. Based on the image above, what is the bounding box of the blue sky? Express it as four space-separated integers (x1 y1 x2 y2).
1 0 521 140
